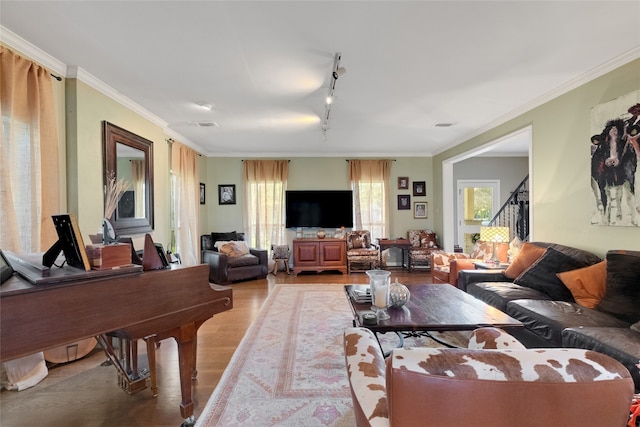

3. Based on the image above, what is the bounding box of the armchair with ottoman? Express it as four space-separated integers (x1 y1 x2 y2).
430 239 508 287
344 326 634 427
200 231 268 285
458 243 640 390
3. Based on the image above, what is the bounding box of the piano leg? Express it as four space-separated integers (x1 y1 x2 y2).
144 335 159 397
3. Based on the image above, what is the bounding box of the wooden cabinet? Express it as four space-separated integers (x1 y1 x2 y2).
292 238 346 275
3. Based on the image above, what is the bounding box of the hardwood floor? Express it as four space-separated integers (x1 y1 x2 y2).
0 269 432 427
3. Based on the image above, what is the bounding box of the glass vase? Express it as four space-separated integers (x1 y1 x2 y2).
366 269 391 320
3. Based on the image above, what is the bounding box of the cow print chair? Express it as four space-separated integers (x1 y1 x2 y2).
344 327 634 427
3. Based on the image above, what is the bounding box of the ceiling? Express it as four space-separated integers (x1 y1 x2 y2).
2 1 639 158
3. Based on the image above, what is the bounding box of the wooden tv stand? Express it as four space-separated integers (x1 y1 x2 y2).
292 238 346 275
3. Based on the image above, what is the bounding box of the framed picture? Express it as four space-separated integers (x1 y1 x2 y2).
397 195 410 210
413 181 426 196
218 184 236 205
414 202 428 218
200 183 206 205
398 176 409 189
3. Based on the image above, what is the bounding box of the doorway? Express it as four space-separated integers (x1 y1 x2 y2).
456 180 500 253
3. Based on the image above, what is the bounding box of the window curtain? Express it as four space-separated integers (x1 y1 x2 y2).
348 159 392 239
242 160 288 250
130 159 144 217
0 46 60 253
170 142 199 266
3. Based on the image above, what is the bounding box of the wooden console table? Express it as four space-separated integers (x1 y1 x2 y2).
292 238 346 275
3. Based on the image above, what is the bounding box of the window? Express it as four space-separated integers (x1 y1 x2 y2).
348 160 391 239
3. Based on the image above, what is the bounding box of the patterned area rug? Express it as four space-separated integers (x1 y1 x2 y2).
195 284 470 427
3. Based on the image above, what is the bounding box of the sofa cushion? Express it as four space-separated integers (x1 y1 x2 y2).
211 231 238 247
467 282 552 312
557 261 607 309
562 327 640 390
227 253 260 267
513 247 590 301
597 250 640 324
506 299 630 346
503 242 546 279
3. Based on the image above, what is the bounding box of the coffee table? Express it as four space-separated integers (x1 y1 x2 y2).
344 283 523 350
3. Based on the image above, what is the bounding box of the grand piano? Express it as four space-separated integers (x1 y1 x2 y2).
0 258 232 425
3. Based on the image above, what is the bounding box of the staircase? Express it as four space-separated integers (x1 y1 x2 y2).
488 175 529 241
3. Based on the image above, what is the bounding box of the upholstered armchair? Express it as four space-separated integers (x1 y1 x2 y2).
407 229 439 272
431 240 508 287
346 230 379 274
200 231 268 284
344 327 634 427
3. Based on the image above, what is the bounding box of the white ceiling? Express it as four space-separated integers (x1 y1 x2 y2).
2 1 639 158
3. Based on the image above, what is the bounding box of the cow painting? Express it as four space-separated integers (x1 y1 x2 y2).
591 103 640 226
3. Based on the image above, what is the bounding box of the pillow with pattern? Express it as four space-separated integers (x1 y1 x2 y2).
219 241 250 257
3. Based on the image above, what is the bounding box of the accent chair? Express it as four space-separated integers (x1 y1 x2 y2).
345 230 379 274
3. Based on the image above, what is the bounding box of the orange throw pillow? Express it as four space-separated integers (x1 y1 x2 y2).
556 261 607 308
503 242 546 279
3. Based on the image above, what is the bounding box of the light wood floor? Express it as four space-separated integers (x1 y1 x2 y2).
0 269 432 427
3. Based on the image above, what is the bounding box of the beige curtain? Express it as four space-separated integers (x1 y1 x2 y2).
130 160 144 217
242 160 288 249
348 159 392 239
0 46 60 253
171 142 199 266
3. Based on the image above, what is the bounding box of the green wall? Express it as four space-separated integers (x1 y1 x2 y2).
434 58 640 257
66 79 171 249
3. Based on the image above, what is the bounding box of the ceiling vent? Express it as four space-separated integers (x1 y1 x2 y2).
190 121 219 127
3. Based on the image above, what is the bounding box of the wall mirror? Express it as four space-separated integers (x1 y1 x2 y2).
102 121 154 235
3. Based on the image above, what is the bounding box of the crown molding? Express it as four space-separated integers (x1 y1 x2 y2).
0 26 67 76
435 45 640 156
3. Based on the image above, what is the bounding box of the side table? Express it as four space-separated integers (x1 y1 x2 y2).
377 239 411 270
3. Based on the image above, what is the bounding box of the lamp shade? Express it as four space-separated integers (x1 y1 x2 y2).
480 226 510 243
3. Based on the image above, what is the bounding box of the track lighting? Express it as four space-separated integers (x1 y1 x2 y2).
322 52 346 138
332 67 346 80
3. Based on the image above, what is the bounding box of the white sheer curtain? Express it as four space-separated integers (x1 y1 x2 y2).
130 159 144 217
348 159 392 239
170 142 199 266
242 160 288 249
0 46 60 253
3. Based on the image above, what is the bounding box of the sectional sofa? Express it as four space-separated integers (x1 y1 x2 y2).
458 243 640 390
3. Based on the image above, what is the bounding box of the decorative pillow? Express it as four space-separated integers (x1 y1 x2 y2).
514 247 591 301
597 250 640 324
347 231 371 250
211 231 238 246
419 231 437 248
503 242 546 279
557 261 607 308
218 241 250 257
507 236 523 261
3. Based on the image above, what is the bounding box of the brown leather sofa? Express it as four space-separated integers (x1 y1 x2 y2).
344 327 634 427
200 232 268 284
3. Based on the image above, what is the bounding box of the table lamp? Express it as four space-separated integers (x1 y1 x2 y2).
479 226 510 263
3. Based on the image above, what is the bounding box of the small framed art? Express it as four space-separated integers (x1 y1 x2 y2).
218 184 236 205
414 202 427 218
398 177 409 190
413 181 426 196
398 195 410 210
200 183 206 205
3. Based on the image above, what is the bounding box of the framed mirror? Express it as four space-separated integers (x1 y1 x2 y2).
102 121 154 235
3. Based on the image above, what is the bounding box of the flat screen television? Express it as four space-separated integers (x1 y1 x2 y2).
285 190 354 228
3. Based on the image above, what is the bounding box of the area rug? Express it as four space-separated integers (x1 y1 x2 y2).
195 284 470 427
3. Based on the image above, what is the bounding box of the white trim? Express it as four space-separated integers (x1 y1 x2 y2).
0 26 67 76
434 46 640 156
442 126 533 251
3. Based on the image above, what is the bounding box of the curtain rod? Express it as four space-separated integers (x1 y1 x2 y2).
345 159 396 161
50 73 62 81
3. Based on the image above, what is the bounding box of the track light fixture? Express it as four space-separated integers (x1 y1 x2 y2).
322 52 346 138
